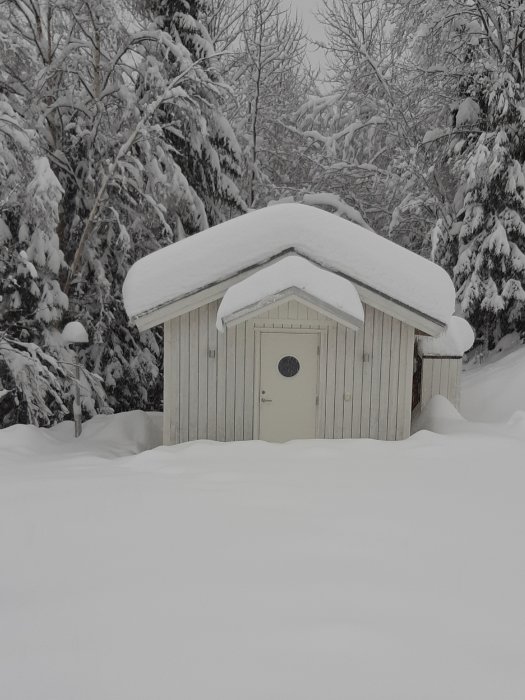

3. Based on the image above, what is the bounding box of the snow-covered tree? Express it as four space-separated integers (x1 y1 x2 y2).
421 1 525 347
206 0 247 53
293 0 457 248
0 98 104 425
0 99 67 425
217 0 312 206
0 0 244 424
143 0 245 227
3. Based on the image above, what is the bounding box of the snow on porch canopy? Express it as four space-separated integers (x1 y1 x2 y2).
123 204 456 330
216 256 365 332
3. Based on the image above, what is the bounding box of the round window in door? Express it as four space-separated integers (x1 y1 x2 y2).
278 355 300 378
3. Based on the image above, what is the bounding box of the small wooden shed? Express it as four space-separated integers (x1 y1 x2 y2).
123 204 472 444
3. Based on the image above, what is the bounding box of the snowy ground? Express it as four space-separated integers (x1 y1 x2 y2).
0 352 524 699
462 344 525 422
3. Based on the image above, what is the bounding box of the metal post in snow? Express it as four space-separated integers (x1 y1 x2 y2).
61 321 89 438
73 351 82 438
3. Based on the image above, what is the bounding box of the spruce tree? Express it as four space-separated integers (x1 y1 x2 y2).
452 73 525 348
145 0 245 229
0 100 77 425
430 3 525 348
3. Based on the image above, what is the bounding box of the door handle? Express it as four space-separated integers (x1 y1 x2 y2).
261 397 273 403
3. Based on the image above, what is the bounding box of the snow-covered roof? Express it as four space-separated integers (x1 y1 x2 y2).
123 204 456 331
418 317 475 357
216 256 364 332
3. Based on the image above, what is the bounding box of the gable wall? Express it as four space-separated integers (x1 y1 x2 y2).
419 357 462 410
163 300 414 445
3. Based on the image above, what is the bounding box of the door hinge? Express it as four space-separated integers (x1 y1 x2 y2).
317 345 320 356
316 395 319 406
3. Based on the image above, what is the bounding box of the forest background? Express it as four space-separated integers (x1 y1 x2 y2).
1 0 525 427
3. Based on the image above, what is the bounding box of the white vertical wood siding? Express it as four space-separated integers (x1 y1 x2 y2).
420 357 461 409
164 301 415 444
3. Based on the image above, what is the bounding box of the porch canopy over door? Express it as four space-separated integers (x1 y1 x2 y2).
216 256 365 333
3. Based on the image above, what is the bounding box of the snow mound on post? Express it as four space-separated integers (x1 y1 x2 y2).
216 256 364 331
418 316 475 357
123 203 456 326
61 321 89 345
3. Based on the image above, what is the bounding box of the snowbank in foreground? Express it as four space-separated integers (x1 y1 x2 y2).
0 410 163 463
0 408 524 700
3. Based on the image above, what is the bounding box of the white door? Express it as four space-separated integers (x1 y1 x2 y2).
258 331 320 442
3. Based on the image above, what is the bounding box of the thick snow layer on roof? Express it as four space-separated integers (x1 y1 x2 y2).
123 203 456 325
418 316 475 357
216 256 364 331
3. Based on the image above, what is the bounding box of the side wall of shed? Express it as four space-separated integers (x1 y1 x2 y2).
420 356 462 410
163 301 415 444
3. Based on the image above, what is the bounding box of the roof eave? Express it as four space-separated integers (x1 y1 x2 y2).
129 249 448 336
